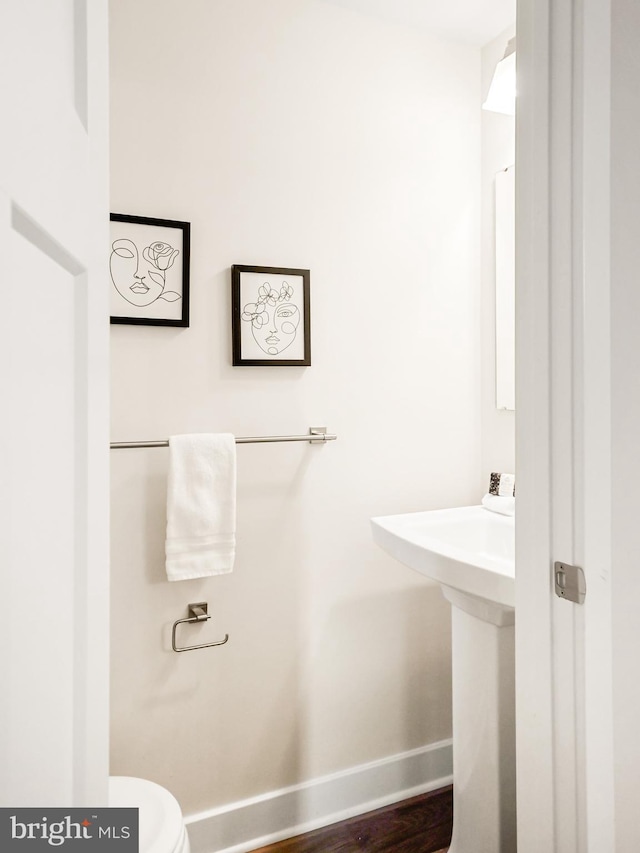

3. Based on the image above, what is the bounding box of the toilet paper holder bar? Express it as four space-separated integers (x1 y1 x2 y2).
171 602 229 652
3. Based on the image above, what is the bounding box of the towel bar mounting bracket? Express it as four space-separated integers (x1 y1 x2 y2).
309 427 327 443
172 602 229 652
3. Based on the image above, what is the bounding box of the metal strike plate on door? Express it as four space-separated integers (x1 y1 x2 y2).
554 562 586 604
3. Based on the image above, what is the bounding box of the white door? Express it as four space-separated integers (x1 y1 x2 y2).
0 1 110 806
516 0 640 849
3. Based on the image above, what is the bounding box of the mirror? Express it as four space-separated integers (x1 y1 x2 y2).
495 164 515 410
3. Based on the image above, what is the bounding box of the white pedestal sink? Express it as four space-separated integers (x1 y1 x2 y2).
371 505 515 853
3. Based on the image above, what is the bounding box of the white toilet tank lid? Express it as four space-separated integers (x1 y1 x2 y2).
109 776 185 853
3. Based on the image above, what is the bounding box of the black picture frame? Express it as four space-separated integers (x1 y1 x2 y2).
232 265 311 366
109 213 190 327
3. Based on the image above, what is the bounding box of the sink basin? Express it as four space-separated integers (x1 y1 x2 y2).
371 504 514 611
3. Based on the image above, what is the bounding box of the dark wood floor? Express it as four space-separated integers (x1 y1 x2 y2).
250 785 453 853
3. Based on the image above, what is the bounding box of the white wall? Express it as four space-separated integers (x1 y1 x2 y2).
109 0 481 817
481 25 516 489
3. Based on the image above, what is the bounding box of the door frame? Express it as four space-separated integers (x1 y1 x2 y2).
515 0 615 849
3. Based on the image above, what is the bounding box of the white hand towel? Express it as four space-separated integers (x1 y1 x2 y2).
165 433 236 581
482 493 515 517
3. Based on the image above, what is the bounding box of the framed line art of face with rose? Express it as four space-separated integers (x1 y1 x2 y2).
110 213 190 326
231 265 311 366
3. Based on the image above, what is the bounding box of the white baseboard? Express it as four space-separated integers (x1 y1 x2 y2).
185 739 453 853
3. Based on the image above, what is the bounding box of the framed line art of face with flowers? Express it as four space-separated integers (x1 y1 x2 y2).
110 213 190 327
231 265 311 366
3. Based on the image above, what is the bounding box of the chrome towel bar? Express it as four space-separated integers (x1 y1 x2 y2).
111 426 336 449
172 602 229 653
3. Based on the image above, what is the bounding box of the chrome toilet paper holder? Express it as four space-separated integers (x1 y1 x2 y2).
171 602 229 652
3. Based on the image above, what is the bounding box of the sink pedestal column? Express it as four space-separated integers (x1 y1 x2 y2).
441 585 516 853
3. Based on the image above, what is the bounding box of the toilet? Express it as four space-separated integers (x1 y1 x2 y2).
109 776 190 853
